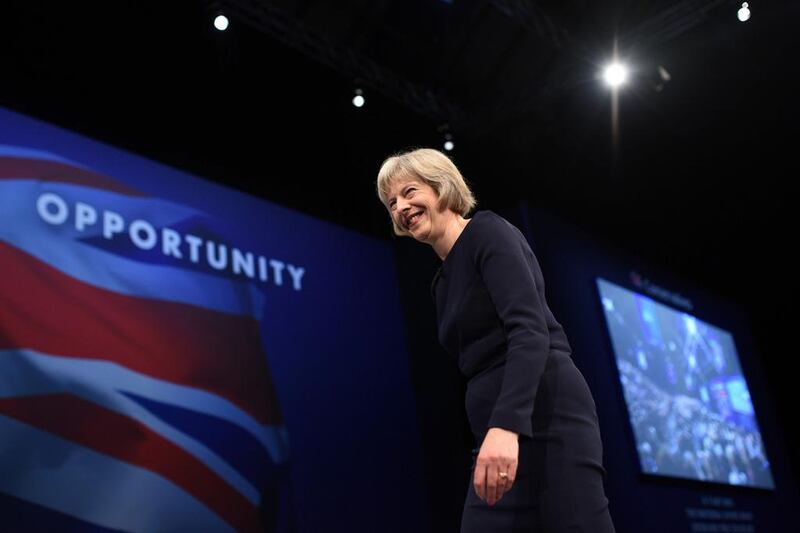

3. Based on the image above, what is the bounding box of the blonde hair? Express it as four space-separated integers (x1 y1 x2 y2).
376 148 477 236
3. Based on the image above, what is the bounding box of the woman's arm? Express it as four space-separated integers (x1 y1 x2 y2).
471 214 552 505
476 215 551 438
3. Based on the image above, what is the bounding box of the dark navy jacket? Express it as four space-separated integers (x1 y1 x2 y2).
432 210 572 438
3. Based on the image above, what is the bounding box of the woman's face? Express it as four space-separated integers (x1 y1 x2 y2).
386 175 441 244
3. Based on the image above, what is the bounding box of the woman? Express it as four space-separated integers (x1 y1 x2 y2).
376 148 615 532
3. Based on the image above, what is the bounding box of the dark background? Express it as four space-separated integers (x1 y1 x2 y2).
3 1 798 530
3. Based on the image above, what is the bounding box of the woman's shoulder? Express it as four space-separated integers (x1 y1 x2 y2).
468 210 525 241
463 210 536 266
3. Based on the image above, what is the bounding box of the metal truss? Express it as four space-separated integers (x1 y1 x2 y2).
207 0 464 129
205 0 735 138
490 0 568 50
620 0 731 50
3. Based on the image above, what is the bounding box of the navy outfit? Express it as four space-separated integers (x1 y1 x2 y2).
431 210 615 533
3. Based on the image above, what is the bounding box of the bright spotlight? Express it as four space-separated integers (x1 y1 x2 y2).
352 89 365 108
603 63 628 88
214 15 229 31
737 2 750 22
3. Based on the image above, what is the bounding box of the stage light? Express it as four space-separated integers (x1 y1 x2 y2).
214 15 229 31
653 65 672 92
443 133 454 151
352 88 365 108
603 63 628 88
738 3 751 22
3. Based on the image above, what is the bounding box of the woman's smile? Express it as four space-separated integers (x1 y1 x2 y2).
407 210 424 229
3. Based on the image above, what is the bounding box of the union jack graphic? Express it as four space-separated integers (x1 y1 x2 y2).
0 146 291 532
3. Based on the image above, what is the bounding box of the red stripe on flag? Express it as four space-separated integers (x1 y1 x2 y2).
0 393 262 532
0 156 146 196
0 241 282 426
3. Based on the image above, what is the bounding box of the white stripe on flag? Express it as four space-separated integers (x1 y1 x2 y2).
0 348 291 503
0 414 236 533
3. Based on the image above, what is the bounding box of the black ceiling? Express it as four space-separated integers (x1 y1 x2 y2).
4 1 795 254
3 0 799 471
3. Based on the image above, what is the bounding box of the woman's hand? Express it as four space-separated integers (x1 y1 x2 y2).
474 427 519 506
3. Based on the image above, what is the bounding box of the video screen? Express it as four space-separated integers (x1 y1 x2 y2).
596 278 774 489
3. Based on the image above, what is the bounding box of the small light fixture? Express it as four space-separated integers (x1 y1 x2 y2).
737 2 750 22
214 14 229 31
443 133 454 152
352 88 365 108
654 65 671 92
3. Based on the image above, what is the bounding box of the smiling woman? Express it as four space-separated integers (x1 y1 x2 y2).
376 148 475 260
376 148 475 235
375 148 616 533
